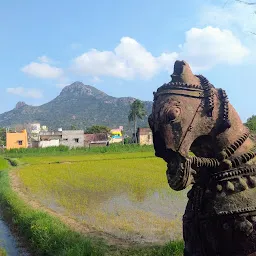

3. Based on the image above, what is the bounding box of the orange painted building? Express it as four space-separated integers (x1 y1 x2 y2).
6 129 28 150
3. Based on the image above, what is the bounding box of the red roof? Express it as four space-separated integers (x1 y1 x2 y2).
84 133 108 143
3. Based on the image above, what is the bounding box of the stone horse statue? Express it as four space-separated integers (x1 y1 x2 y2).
148 60 256 256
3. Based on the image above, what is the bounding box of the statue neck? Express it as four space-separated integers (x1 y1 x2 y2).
216 105 254 157
191 104 254 159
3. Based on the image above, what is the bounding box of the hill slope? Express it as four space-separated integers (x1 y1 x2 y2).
0 82 153 132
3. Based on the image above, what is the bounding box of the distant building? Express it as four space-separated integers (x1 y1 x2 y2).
28 123 41 144
26 123 49 147
109 126 123 144
39 131 62 141
84 133 108 147
137 128 153 145
30 123 41 134
32 130 62 148
60 130 84 148
41 125 48 132
35 140 60 148
6 129 28 150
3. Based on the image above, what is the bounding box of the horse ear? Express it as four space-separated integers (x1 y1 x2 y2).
173 60 185 76
170 60 201 86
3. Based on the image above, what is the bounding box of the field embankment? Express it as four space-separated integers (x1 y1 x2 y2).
1 144 154 158
0 158 8 170
0 158 28 255
0 146 186 255
0 169 108 256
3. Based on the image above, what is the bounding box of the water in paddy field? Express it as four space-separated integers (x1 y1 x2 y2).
0 214 29 256
72 189 188 244
43 188 188 243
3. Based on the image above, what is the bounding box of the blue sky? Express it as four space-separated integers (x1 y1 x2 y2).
1 0 256 122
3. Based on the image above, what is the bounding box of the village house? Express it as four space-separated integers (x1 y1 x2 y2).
32 130 62 148
60 130 84 148
137 128 153 145
24 123 50 147
6 129 28 150
28 123 41 141
5 123 129 149
84 133 108 147
109 126 123 144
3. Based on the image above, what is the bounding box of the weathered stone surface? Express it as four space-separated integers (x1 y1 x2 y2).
149 60 256 255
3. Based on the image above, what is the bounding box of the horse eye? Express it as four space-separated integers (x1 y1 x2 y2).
168 108 180 122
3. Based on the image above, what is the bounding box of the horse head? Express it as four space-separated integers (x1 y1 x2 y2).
149 60 254 191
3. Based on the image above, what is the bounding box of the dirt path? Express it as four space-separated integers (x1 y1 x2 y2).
9 170 159 249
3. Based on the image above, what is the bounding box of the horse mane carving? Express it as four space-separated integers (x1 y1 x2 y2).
149 60 256 255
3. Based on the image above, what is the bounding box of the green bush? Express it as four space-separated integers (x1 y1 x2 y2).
0 248 7 256
4 158 19 167
1 144 154 158
0 158 8 170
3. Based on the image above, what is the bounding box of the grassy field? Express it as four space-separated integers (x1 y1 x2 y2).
0 147 186 255
19 151 156 165
0 169 109 256
0 248 6 256
16 152 187 245
0 158 8 170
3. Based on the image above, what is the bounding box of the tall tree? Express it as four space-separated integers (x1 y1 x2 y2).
245 115 256 133
70 124 77 130
85 125 110 134
0 128 6 146
128 99 146 143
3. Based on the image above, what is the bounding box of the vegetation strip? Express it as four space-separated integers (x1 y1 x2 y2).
0 158 8 170
1 144 154 159
0 169 108 256
4 158 19 167
38 155 156 165
0 155 184 255
0 248 7 256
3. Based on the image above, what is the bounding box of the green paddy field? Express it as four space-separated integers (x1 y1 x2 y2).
0 146 187 255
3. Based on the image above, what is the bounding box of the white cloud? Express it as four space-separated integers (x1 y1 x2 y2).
6 87 43 99
22 26 249 83
179 26 249 71
21 62 63 79
199 1 256 34
71 37 178 80
37 55 52 63
71 31 248 79
157 52 180 73
91 76 102 83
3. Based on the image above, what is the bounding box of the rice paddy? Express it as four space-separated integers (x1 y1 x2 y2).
15 152 188 245
0 158 8 171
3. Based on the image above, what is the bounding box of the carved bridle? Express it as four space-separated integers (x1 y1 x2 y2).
151 75 256 170
152 75 230 150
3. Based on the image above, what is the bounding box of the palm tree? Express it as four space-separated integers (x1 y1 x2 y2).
128 99 146 143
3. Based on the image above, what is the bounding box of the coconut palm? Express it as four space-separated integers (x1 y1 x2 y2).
128 99 146 143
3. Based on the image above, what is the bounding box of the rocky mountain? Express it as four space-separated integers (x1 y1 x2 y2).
0 82 153 132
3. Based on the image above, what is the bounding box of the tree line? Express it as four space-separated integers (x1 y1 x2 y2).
0 99 147 146
1 106 256 145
